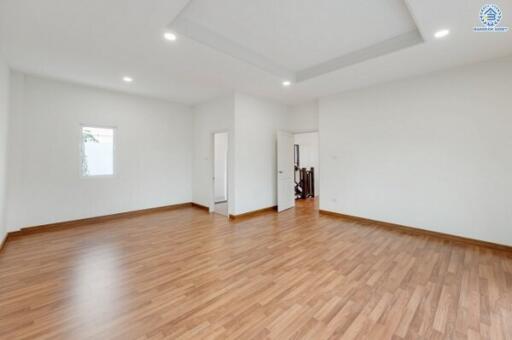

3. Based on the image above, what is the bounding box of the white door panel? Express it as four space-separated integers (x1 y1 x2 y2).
277 131 295 212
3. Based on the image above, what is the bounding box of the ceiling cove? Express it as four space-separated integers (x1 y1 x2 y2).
167 0 424 83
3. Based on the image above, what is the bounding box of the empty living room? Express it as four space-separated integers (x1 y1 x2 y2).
1 0 512 339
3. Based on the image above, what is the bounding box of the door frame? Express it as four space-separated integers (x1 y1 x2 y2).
279 129 320 212
210 130 231 215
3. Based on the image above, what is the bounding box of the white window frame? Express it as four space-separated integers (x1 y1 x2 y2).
79 124 117 178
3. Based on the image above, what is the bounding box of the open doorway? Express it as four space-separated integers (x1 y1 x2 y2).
213 132 229 216
294 131 319 209
277 130 319 212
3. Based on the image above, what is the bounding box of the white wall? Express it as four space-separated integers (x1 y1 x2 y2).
6 72 193 231
0 54 9 242
192 96 234 212
288 101 319 132
294 132 319 196
320 56 512 246
192 95 318 216
214 132 228 202
233 93 290 215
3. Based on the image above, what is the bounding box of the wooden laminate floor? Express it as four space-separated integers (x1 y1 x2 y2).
1 199 511 339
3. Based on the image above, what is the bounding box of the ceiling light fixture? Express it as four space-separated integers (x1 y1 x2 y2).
282 80 291 87
122 76 134 83
434 29 450 39
164 32 177 41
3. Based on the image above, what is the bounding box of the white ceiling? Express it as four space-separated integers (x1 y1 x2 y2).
0 0 511 105
179 0 417 71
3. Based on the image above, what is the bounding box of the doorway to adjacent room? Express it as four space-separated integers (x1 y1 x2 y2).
213 132 229 216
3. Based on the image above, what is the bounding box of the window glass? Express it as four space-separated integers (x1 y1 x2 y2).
81 126 114 176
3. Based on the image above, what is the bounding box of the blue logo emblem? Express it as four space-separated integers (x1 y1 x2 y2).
474 4 509 32
481 4 501 27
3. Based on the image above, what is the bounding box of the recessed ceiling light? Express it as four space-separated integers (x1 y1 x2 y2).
164 32 177 41
434 29 450 39
282 80 292 87
122 76 134 83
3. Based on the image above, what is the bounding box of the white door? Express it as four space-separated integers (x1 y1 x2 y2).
277 130 295 212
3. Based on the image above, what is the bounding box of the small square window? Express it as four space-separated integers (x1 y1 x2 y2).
81 126 115 177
